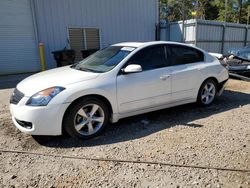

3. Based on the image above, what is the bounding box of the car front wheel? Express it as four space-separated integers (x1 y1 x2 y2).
197 79 217 106
63 97 110 139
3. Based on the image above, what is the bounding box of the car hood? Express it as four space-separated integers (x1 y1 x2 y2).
228 47 250 62
17 66 100 96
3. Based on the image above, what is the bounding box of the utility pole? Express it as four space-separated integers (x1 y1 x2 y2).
238 0 243 23
238 0 242 23
195 0 198 46
182 0 185 43
222 0 228 54
224 0 228 23
247 6 250 26
196 0 198 19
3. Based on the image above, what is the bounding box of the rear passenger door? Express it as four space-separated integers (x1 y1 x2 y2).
167 44 204 101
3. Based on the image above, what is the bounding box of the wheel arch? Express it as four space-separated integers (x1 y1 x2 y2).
196 76 219 106
62 94 113 134
203 77 219 87
197 77 219 98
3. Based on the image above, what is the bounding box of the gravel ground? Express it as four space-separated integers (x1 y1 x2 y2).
0 79 249 188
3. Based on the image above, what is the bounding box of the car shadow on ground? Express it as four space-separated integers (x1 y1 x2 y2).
32 89 250 148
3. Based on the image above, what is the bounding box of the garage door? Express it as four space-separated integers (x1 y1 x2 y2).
0 0 40 75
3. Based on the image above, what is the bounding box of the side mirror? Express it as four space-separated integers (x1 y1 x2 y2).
122 64 142 74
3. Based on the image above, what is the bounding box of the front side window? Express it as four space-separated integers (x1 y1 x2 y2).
72 46 134 73
128 45 167 71
168 45 204 65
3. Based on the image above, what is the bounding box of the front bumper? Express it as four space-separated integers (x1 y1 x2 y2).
10 97 70 135
229 70 250 77
228 64 250 76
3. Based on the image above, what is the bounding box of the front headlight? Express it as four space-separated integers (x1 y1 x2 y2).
26 87 65 106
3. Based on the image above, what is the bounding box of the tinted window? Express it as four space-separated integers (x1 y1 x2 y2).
128 45 167 71
168 45 204 65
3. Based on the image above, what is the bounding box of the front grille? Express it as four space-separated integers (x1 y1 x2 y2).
10 88 24 105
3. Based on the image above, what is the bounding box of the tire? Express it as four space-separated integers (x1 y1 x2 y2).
197 79 217 106
63 97 110 139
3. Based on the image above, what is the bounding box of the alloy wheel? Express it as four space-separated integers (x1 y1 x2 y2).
74 104 105 136
201 82 216 105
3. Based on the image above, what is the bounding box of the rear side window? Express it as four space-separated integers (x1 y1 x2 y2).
168 45 204 65
128 45 168 71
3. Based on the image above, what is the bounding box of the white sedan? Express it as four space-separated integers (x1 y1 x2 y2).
10 41 228 139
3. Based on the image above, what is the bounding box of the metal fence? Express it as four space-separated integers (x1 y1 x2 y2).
161 19 250 55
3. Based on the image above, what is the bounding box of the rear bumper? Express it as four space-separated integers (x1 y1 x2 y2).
217 79 228 96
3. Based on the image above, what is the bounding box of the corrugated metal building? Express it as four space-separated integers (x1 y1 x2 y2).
167 19 250 55
0 0 40 75
0 0 159 75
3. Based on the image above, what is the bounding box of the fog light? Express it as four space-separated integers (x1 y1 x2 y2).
15 119 33 129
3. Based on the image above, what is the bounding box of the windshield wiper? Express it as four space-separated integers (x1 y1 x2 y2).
77 67 103 73
79 67 92 72
71 64 104 73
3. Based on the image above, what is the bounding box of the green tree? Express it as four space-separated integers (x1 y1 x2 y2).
237 0 250 24
160 0 193 21
160 0 250 24
204 0 219 20
205 0 250 23
211 0 238 22
160 0 217 21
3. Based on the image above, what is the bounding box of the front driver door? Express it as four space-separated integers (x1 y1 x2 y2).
117 45 171 114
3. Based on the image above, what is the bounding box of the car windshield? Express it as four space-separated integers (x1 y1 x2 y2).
72 46 135 73
237 50 250 61
243 44 250 49
228 45 250 61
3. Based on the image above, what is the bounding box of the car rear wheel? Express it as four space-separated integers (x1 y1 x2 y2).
197 79 217 106
63 97 110 139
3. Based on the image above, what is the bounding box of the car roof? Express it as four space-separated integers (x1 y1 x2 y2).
112 42 144 48
112 41 197 49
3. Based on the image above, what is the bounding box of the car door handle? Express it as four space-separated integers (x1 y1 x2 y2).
160 75 170 80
